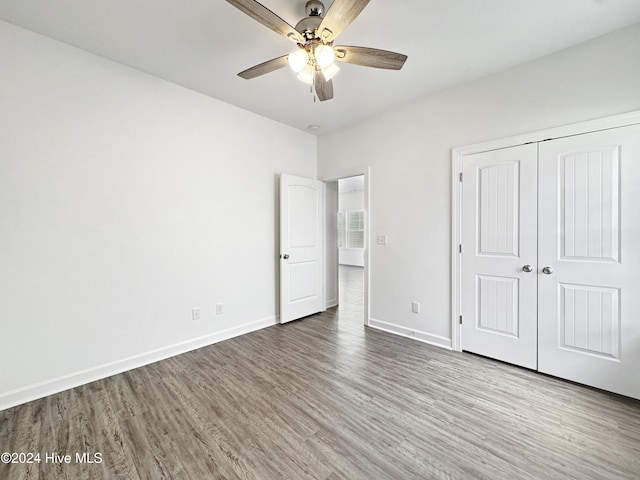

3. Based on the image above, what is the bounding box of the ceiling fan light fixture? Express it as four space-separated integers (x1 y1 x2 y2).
227 0 407 102
314 44 335 69
288 49 310 73
321 62 340 81
297 64 314 84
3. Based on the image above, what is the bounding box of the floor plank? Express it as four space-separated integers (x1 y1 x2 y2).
1 265 639 479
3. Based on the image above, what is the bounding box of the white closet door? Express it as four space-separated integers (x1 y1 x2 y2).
461 144 538 369
538 124 640 400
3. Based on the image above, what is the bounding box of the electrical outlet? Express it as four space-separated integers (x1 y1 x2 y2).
216 303 224 315
192 308 201 321
411 301 420 314
377 235 388 245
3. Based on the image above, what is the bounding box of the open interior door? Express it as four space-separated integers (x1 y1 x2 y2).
280 174 324 323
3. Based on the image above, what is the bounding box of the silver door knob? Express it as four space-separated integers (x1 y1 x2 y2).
542 266 554 275
522 265 533 273
281 254 290 260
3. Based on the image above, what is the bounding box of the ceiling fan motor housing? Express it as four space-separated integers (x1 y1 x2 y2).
296 1 325 39
295 7 323 40
295 16 323 39
305 1 325 17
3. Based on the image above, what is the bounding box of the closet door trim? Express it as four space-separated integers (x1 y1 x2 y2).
451 110 640 352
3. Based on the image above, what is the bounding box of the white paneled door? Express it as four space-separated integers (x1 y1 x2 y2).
462 144 539 369
280 174 324 324
538 124 640 399
461 123 640 400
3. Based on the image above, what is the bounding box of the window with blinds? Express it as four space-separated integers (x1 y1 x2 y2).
347 210 365 249
347 210 364 248
337 210 365 249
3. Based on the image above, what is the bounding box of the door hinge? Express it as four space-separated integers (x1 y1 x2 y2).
459 315 463 325
459 172 463 182
459 244 463 254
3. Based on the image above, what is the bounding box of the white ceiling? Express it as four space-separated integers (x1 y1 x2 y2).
2 1 640 135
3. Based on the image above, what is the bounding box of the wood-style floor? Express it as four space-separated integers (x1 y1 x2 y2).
1 265 640 479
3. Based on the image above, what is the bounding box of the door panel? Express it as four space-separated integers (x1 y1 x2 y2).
538 124 640 399
478 161 520 257
557 146 620 262
280 174 324 323
477 275 519 337
461 144 538 369
557 283 620 359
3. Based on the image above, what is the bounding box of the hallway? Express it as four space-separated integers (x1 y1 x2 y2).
335 265 364 322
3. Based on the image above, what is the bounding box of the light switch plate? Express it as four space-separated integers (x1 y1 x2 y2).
377 235 388 245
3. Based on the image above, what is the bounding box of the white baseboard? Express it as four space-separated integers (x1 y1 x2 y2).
368 318 452 350
0 316 277 412
325 298 338 309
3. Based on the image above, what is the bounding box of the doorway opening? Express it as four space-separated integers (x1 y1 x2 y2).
326 175 367 326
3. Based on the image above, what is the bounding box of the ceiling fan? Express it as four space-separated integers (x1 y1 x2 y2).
226 0 408 101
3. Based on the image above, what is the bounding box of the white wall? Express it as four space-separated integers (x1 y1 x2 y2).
318 23 640 348
339 189 365 267
0 21 317 410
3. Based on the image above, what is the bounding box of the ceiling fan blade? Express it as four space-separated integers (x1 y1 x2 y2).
314 69 334 102
333 46 407 70
226 0 303 43
317 0 370 43
238 55 289 79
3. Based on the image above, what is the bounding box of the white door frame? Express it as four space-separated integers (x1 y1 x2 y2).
321 168 371 326
451 110 640 352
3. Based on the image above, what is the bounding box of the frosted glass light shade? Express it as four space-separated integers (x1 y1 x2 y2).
288 49 309 73
321 62 340 81
315 45 335 68
297 64 314 84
